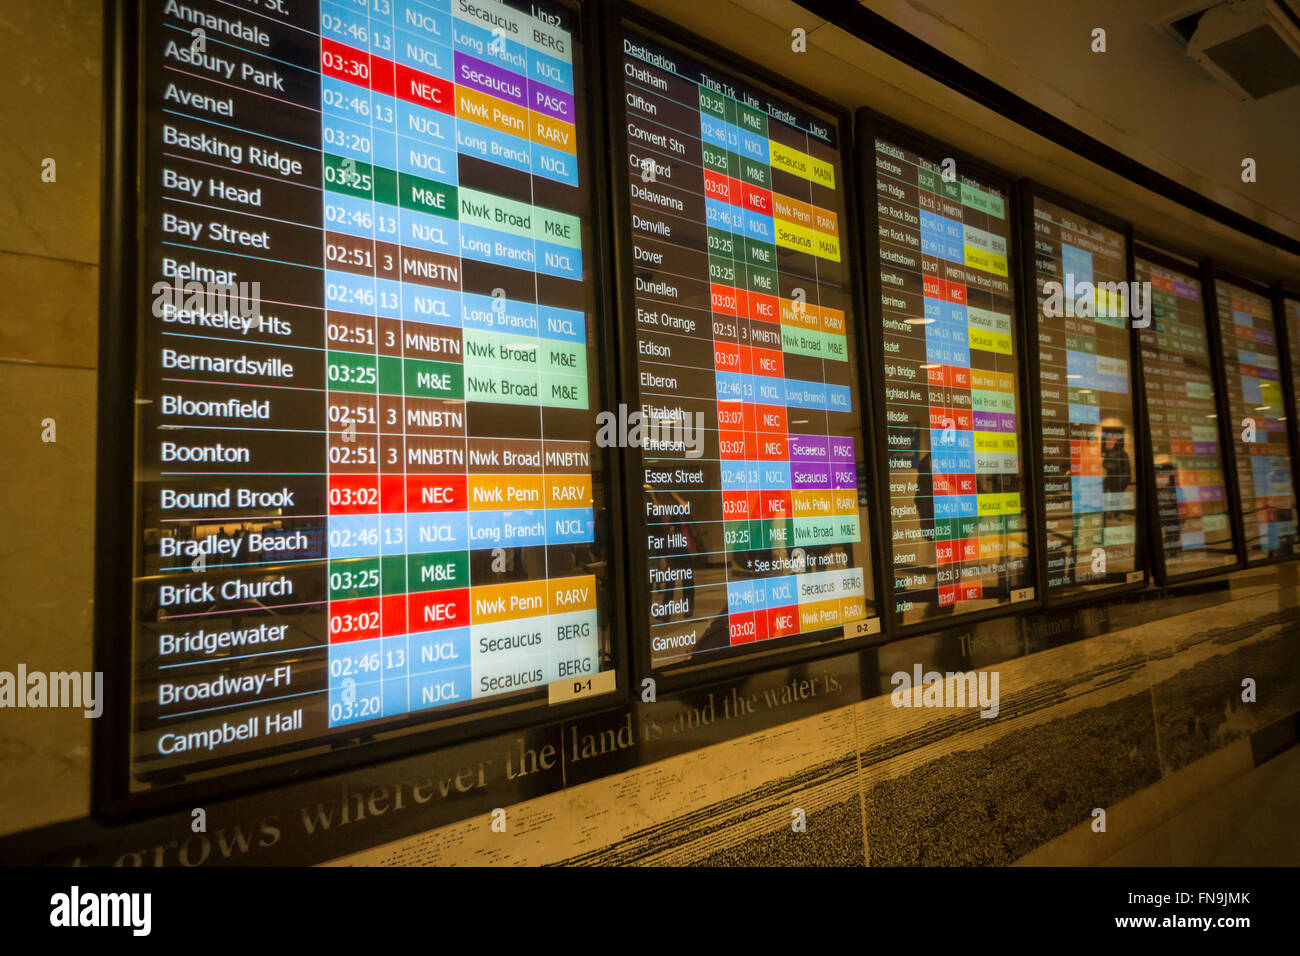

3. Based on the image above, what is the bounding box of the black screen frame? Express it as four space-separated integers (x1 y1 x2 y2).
1131 241 1245 585
93 0 630 820
1203 264 1300 568
855 106 1042 637
1018 180 1150 609
603 1 887 694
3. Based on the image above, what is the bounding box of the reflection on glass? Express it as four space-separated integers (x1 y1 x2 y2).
1134 256 1236 575
874 135 1033 626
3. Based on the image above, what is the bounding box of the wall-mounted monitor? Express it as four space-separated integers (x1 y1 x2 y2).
1133 247 1240 582
1209 273 1300 562
1020 185 1147 603
1282 292 1300 509
857 111 1037 631
96 0 622 813
608 6 881 683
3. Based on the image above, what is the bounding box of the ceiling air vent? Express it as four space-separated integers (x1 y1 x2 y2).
1183 0 1300 98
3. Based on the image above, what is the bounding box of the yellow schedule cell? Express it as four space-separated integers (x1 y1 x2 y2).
799 599 842 631
780 298 822 332
457 86 529 139
775 218 817 256
769 141 812 179
971 432 1004 454
976 491 1021 516
550 575 598 614
471 579 549 624
1095 285 1124 317
986 433 1020 455
810 156 836 189
840 595 867 622
831 489 858 515
775 216 841 262
815 232 842 262
772 191 813 226
964 245 1009 278
469 473 544 509
812 205 842 261
820 307 846 336
532 112 577 155
969 328 1013 355
544 474 592 508
768 143 837 189
813 206 838 234
793 489 834 517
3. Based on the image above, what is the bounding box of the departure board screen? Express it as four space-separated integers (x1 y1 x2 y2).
870 132 1034 625
1029 197 1142 596
619 25 878 671
1287 296 1300 466
127 0 614 790
1134 256 1237 577
1212 279 1299 560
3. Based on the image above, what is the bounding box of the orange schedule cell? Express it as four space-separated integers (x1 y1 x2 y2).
471 580 549 625
468 473 543 510
549 575 598 615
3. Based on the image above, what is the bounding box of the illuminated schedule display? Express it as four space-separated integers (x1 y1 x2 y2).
120 0 615 793
867 125 1034 626
1286 295 1300 475
1027 194 1142 598
617 22 878 671
1134 254 1237 578
1212 278 1299 560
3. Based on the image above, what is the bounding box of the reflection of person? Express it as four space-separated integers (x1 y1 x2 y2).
1102 431 1131 495
825 543 850 572
911 450 953 615
1154 462 1180 552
